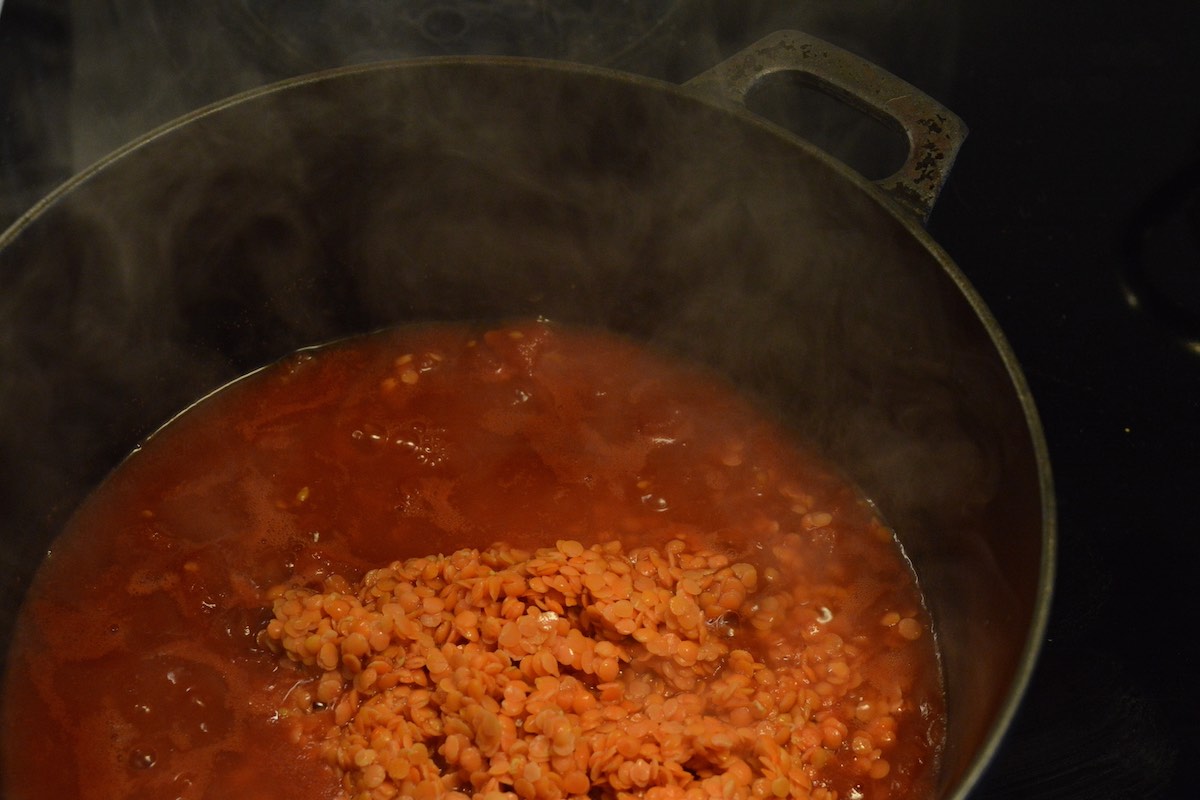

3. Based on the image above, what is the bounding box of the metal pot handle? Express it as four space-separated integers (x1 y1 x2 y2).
684 30 967 222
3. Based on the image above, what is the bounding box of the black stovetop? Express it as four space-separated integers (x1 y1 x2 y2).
926 5 1200 799
2 2 1198 799
928 4 1200 799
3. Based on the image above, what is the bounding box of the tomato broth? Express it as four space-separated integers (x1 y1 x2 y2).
2 320 944 800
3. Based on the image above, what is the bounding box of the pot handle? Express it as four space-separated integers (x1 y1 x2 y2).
684 30 967 222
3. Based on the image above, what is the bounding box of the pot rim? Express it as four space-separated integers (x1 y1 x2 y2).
0 54 1056 800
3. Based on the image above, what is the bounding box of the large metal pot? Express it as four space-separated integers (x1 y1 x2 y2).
0 31 1053 799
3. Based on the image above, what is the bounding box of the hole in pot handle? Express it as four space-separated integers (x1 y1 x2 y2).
684 30 967 222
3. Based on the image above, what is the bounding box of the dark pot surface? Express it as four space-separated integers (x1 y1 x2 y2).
0 58 1053 799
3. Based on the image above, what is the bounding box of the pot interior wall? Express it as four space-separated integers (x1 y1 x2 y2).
0 61 1045 797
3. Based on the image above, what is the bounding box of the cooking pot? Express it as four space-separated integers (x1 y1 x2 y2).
0 31 1053 799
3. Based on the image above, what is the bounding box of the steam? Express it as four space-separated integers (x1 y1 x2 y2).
1 5 1026 796
59 1 961 174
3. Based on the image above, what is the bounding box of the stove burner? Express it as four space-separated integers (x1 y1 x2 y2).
218 0 684 75
1123 160 1200 346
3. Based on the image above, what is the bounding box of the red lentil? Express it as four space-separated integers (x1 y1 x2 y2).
2 320 943 800
264 535 933 800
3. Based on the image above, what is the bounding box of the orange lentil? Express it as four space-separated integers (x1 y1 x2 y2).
801 512 833 530
851 733 874 756
897 617 923 641
261 534 937 800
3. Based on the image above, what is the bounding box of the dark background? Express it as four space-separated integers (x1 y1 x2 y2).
928 4 1200 799
2 2 1198 798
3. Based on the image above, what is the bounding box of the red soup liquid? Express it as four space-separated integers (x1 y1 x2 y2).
2 320 944 800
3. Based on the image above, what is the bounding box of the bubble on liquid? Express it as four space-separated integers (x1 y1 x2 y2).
393 421 450 468
120 656 232 747
709 611 740 638
639 493 670 512
350 422 388 452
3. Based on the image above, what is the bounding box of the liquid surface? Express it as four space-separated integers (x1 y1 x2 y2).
2 320 943 799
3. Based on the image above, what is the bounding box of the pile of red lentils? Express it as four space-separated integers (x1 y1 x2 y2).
262 537 922 800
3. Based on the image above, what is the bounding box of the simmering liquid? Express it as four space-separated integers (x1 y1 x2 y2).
2 320 943 800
